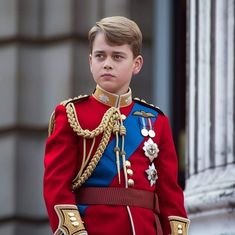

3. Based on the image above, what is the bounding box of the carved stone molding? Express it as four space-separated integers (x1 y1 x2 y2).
185 165 235 213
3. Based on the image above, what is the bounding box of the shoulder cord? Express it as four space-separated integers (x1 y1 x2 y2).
48 111 55 136
113 119 127 185
65 102 122 191
48 95 89 137
76 137 96 186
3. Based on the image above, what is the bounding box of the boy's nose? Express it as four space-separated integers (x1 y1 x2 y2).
104 64 112 70
103 58 113 70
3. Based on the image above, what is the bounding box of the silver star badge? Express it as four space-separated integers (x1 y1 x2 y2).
145 163 158 186
143 138 159 162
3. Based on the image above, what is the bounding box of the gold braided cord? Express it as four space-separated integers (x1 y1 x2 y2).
77 138 87 181
114 124 121 183
84 137 96 168
48 111 55 136
72 119 114 190
113 121 120 171
73 137 96 184
65 102 122 191
47 95 88 137
72 111 120 190
119 119 128 188
66 102 119 139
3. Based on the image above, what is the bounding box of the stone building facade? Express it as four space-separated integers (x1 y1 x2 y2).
185 0 235 234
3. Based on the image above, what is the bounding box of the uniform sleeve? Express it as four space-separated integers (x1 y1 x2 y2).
43 104 80 232
154 115 188 235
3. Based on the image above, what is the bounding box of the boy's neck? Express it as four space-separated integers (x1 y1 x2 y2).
92 85 132 108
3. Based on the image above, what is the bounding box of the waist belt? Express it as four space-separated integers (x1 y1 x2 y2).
77 187 159 213
76 187 163 235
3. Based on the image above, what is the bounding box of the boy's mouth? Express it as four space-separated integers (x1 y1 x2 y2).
101 73 115 77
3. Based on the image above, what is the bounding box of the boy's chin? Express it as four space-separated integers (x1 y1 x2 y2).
99 85 116 94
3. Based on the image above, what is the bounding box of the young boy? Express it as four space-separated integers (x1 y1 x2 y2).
43 16 190 235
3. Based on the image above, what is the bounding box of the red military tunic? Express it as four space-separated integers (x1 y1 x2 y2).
43 86 188 235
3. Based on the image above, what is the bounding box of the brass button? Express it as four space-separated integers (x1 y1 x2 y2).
70 217 77 222
178 229 183 234
127 169 133 176
68 212 75 217
178 224 182 229
121 114 126 120
128 179 134 186
125 160 131 167
72 221 79 227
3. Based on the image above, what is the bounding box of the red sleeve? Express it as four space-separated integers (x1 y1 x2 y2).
43 104 79 232
155 115 187 235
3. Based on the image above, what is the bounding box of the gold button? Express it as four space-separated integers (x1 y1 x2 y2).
128 179 134 186
127 169 133 175
121 114 126 120
68 212 75 217
72 221 79 227
178 224 183 229
125 160 131 167
178 229 183 234
70 217 77 222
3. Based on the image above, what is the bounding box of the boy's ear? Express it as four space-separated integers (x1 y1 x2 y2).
89 54 93 72
133 55 143 75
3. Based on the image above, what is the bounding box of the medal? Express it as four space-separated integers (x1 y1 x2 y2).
140 117 148 137
140 116 156 138
141 128 149 136
143 138 159 162
145 163 158 186
148 129 155 138
134 111 157 138
147 118 155 137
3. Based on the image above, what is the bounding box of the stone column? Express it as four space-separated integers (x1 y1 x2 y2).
185 0 235 234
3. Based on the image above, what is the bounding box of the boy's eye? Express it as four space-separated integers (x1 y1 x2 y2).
113 55 123 60
95 54 105 59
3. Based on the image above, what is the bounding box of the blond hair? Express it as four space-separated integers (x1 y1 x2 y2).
88 16 142 58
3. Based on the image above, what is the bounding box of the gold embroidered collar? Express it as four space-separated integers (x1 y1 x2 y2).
92 86 132 108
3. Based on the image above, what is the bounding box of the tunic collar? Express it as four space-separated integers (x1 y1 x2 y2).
92 85 132 108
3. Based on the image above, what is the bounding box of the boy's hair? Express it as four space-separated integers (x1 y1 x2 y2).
88 16 142 58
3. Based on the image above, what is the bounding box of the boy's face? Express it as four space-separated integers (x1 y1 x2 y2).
89 33 143 95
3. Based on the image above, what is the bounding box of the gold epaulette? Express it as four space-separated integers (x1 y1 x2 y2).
60 95 89 106
48 95 89 136
133 97 164 115
169 216 190 235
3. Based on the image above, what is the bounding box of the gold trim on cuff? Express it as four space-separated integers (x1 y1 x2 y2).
54 204 88 235
168 216 190 235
